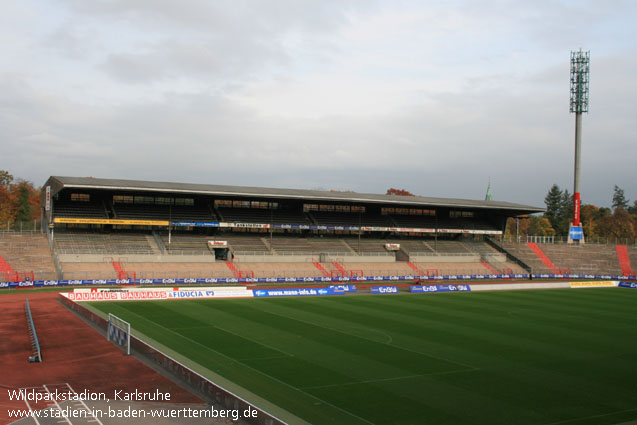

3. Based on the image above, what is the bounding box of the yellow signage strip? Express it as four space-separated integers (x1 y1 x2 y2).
54 218 169 226
570 281 616 288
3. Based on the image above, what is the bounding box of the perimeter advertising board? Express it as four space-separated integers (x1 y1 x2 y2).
252 288 343 297
66 287 253 301
371 286 399 294
410 284 471 293
570 281 616 288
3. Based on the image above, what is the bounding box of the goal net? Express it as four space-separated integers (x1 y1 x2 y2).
107 313 131 355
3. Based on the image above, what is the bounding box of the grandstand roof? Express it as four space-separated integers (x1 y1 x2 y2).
45 176 544 214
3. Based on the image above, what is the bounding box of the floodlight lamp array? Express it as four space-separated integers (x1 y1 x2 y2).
570 50 590 113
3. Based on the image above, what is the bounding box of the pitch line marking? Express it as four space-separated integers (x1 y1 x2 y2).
172 320 295 358
300 367 481 390
342 324 393 344
251 303 479 371
236 355 293 361
212 324 296 358
541 407 637 425
116 306 374 425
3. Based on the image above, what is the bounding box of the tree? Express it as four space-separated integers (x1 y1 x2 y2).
504 215 555 239
612 185 629 210
544 184 562 231
0 171 14 224
580 204 600 239
629 200 637 215
15 181 32 223
0 170 13 186
0 175 41 227
386 188 415 196
528 216 555 236
555 189 574 236
598 208 635 240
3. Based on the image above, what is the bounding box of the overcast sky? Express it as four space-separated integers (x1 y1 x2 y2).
1 0 635 209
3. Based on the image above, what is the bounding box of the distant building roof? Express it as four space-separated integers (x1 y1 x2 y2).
45 176 544 214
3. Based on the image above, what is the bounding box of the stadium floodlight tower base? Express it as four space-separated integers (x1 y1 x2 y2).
568 49 589 244
567 222 585 244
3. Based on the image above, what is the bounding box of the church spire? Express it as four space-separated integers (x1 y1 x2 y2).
485 178 493 201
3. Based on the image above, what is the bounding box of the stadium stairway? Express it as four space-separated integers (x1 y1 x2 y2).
527 243 560 274
331 261 348 276
407 262 425 275
312 262 330 277
112 261 135 280
480 261 499 274
225 261 241 278
0 254 18 281
616 245 633 276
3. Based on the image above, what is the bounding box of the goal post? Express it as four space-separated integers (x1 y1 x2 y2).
107 313 131 355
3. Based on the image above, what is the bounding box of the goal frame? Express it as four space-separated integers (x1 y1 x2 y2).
107 313 131 355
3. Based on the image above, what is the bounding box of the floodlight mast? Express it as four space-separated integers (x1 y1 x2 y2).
569 50 589 242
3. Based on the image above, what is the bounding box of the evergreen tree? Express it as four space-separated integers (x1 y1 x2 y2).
612 185 629 210
555 189 574 235
16 182 32 223
544 184 562 231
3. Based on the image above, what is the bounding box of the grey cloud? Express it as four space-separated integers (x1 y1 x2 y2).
57 0 374 85
100 38 287 84
59 0 372 34
3 65 634 208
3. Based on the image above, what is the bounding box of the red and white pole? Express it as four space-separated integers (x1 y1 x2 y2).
572 111 582 227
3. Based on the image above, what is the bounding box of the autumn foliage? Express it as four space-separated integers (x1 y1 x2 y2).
386 188 415 196
0 170 41 227
507 183 637 240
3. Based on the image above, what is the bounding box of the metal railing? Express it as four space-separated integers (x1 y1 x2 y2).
25 299 42 362
0 222 42 232
59 267 507 281
0 270 58 283
409 251 478 257
502 235 637 246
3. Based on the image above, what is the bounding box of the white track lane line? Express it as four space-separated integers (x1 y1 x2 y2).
42 384 73 425
65 383 104 425
20 387 42 425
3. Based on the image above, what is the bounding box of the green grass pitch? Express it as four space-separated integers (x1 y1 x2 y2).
90 288 637 425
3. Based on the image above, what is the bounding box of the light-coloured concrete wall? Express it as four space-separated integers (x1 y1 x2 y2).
234 254 319 263
410 254 480 263
470 282 571 291
482 253 507 263
58 254 215 263
324 255 395 263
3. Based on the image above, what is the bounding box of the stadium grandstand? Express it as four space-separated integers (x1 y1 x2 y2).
1 175 635 283
32 175 547 280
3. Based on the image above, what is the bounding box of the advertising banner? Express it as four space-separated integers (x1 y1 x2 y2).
8 273 629 290
569 226 584 241
66 287 253 301
570 281 616 288
54 218 169 226
252 288 342 297
410 284 471 293
168 221 502 235
371 286 399 294
618 281 637 289
172 221 221 227
45 186 51 211
328 284 357 292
